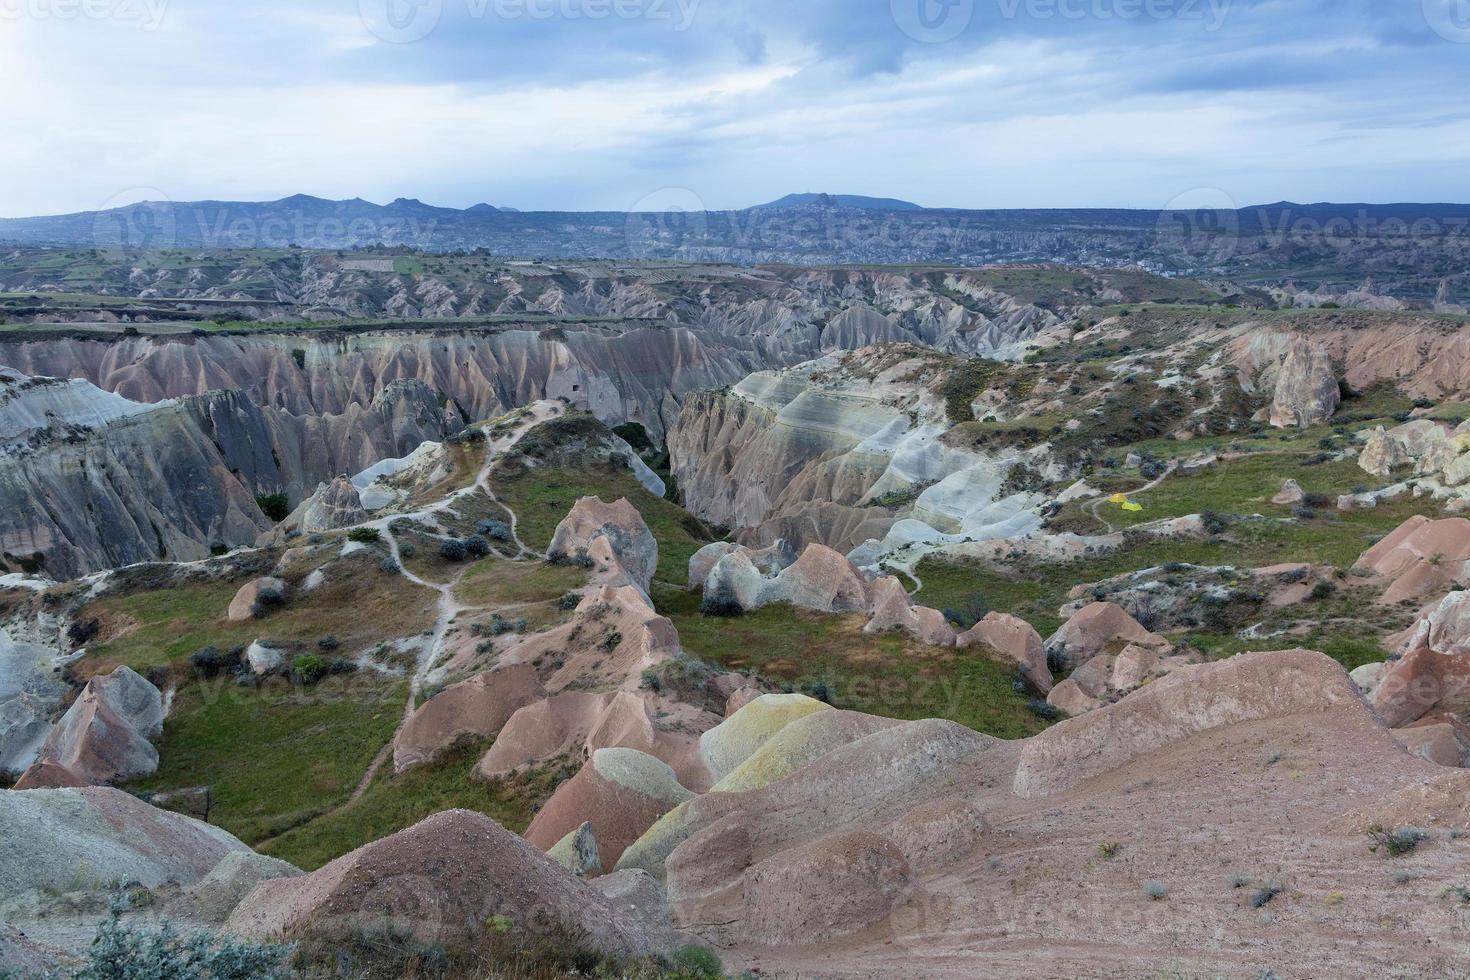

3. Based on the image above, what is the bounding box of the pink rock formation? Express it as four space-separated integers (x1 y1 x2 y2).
391 663 546 772
29 666 163 785
956 613 1052 695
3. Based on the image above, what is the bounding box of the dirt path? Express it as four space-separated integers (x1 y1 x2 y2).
1085 461 1179 534
340 402 563 804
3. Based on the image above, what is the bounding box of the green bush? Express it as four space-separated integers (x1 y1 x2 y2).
60 911 292 979
254 493 290 523
347 527 381 544
291 654 327 685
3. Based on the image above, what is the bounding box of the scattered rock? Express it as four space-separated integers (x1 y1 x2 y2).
227 577 285 623
1272 479 1305 506
547 822 603 879
957 613 1051 694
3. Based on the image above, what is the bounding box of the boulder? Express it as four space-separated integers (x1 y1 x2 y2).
11 760 86 790
392 664 545 772
548 497 658 595
1350 661 1387 697
1043 602 1168 671
245 640 285 675
547 822 603 878
526 748 694 868
702 550 767 614
1272 479 1306 506
1046 679 1101 717
688 540 793 589
227 577 285 623
741 832 912 947
1015 650 1367 798
226 810 673 958
1111 643 1162 690
1393 722 1470 769
862 576 956 647
956 613 1052 695
1359 427 1410 478
29 666 163 785
760 544 870 614
0 787 251 904
1269 336 1339 428
1372 593 1470 727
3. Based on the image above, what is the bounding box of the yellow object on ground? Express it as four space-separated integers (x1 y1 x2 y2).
1122 502 1144 513
1109 493 1129 505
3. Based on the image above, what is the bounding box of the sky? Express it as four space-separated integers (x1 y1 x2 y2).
3 0 1470 216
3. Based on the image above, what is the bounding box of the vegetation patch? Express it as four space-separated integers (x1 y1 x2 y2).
261 742 578 871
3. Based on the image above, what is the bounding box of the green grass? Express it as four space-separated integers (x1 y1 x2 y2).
126 674 407 846
260 742 579 871
454 559 587 609
655 585 1050 740
491 462 713 586
79 551 438 673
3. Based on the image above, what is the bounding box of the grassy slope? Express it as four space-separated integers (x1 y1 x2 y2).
79 551 438 674
656 585 1049 740
127 674 407 845
491 460 712 586
260 743 579 871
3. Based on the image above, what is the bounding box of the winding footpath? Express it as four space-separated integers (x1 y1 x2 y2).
341 402 564 804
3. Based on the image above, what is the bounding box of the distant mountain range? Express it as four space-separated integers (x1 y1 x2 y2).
3 194 1468 286
753 193 924 211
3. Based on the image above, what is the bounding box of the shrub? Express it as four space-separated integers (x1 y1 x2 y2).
489 615 526 636
1027 699 1061 721
1099 841 1121 860
601 630 624 651
1252 881 1284 908
439 539 468 562
65 910 293 979
379 557 401 574
1143 881 1168 901
463 535 492 558
250 586 285 619
1368 824 1428 856
1292 506 1318 521
476 518 512 542
254 493 289 523
398 542 416 559
317 635 340 652
558 592 581 611
291 654 327 685
1309 581 1338 601
347 527 381 544
1200 511 1229 536
669 945 724 979
190 646 241 679
67 617 101 647
329 658 359 676
700 582 744 618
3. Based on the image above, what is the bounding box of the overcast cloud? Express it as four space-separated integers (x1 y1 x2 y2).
2 0 1469 215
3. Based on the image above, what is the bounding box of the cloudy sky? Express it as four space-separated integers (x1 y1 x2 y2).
3 0 1470 216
